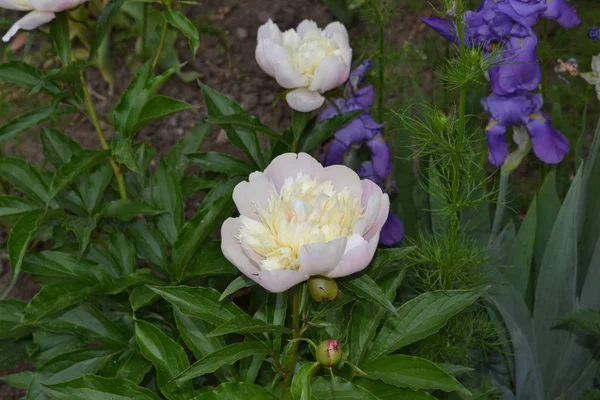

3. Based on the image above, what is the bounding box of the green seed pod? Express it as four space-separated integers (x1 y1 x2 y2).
316 339 342 368
307 277 339 302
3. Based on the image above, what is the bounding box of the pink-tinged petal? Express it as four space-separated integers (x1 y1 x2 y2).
298 237 347 276
30 0 87 12
296 19 318 37
257 19 282 44
361 180 383 235
0 0 32 11
326 233 379 278
309 54 350 93
221 218 260 277
317 165 363 201
232 172 277 220
264 152 324 191
286 88 325 112
323 21 349 44
254 270 308 293
364 194 389 241
2 10 55 42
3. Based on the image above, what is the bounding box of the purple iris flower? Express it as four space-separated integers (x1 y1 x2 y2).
482 92 569 166
589 27 600 41
420 16 460 44
319 60 404 246
489 33 542 95
498 0 580 28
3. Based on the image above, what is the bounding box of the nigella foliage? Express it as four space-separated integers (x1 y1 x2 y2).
422 0 580 167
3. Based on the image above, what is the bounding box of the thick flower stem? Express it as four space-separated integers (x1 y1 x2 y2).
79 71 128 200
450 11 468 243
490 171 510 242
152 20 168 70
284 285 301 387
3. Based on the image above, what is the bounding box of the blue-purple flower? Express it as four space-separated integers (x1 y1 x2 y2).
489 33 541 95
589 27 600 42
482 92 569 166
319 60 404 246
498 0 580 29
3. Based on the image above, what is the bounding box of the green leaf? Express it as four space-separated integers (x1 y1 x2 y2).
366 287 487 362
191 383 277 399
77 162 113 213
311 376 379 399
0 61 60 95
149 286 245 326
173 307 236 382
208 315 290 337
0 371 33 390
112 138 141 174
166 121 210 180
340 274 396 314
40 128 82 169
361 355 469 395
0 106 57 143
0 195 40 217
115 352 153 385
135 95 196 132
175 342 266 383
152 160 184 245
50 12 71 66
172 185 234 280
533 165 585 387
348 269 406 366
0 157 50 204
164 8 200 56
219 276 256 301
103 199 164 221
41 347 121 385
135 320 193 400
126 219 169 277
48 150 110 201
581 120 600 293
368 247 415 280
22 251 111 284
291 362 319 400
108 270 164 295
0 299 29 339
44 374 161 400
291 110 311 146
8 210 45 282
89 0 125 62
206 113 282 142
533 171 561 275
187 152 255 175
185 241 238 280
355 379 437 400
22 282 101 324
200 82 263 168
297 110 363 153
130 286 160 311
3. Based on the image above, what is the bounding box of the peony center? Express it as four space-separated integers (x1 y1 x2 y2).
238 174 363 271
284 29 340 81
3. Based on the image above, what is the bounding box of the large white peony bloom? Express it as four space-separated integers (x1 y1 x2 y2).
255 19 352 112
221 153 389 293
1 0 88 42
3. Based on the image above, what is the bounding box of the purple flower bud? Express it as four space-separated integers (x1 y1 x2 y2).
316 339 342 368
589 27 600 41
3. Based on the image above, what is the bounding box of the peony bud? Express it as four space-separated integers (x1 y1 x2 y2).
307 277 339 302
316 339 342 368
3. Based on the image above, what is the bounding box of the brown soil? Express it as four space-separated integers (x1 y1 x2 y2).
0 1 427 398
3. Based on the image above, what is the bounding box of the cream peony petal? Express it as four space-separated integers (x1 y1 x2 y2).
232 172 277 220
298 237 347 276
253 270 309 293
323 21 349 45
257 19 282 44
285 88 326 112
29 0 87 12
309 54 350 93
364 194 389 241
255 39 283 77
264 152 324 191
317 165 363 201
273 62 307 89
296 19 319 38
221 218 260 277
326 233 379 278
2 10 55 42
360 179 383 232
0 0 33 11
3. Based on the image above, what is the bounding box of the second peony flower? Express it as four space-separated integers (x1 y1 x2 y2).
221 153 388 293
255 19 352 112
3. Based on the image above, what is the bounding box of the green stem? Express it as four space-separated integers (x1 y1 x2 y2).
152 20 168 70
284 285 301 387
490 172 510 241
450 12 467 243
79 71 128 200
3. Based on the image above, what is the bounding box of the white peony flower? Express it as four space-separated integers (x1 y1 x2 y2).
255 19 352 112
221 153 389 293
1 0 89 42
581 54 600 101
